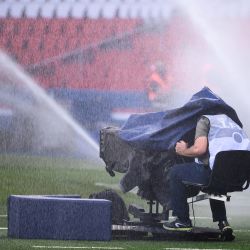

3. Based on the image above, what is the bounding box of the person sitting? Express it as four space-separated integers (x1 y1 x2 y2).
146 61 172 108
163 114 250 233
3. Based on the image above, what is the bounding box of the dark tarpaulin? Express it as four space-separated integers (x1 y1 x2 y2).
100 87 243 207
119 87 242 152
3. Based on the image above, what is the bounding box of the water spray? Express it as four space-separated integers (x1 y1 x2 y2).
0 50 99 158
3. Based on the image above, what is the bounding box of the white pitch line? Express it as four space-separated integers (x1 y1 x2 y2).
0 214 7 217
0 227 7 230
33 246 124 249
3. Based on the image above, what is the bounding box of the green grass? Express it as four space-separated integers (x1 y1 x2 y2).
0 154 141 213
1 234 250 250
0 154 250 249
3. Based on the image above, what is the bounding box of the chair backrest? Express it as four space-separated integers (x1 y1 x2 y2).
206 150 250 194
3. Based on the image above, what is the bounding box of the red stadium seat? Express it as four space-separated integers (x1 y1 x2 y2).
1 15 245 92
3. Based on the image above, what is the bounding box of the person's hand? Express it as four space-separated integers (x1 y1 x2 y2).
175 140 188 155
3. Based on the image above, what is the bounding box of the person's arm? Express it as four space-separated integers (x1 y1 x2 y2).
175 137 208 158
175 116 209 158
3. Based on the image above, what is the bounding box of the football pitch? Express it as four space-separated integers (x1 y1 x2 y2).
0 154 250 250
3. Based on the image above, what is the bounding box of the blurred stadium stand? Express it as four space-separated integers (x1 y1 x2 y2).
0 0 250 153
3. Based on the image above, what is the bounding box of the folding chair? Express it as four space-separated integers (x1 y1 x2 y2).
182 150 250 240
183 150 250 203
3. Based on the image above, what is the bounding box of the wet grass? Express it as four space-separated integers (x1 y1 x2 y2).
0 232 250 250
0 154 140 214
0 154 250 249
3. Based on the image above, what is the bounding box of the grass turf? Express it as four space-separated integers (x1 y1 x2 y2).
0 154 250 250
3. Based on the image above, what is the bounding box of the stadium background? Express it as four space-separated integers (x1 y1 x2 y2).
0 0 250 156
